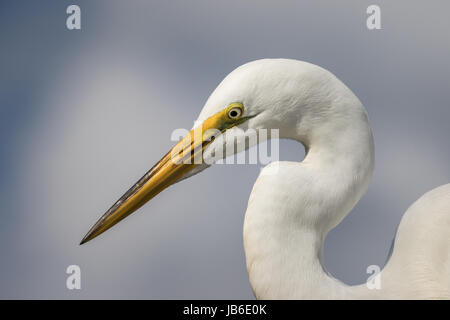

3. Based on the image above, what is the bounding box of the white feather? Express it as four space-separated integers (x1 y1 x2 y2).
198 59 450 299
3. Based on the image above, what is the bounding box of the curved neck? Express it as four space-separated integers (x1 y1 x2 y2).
243 105 375 299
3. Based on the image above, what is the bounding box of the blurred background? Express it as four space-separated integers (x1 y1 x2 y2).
0 0 449 299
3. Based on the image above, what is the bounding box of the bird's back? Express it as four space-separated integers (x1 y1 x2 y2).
381 184 450 299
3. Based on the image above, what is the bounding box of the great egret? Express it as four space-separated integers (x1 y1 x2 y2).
80 59 450 299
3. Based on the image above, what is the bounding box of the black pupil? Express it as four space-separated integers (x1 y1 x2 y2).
230 110 238 117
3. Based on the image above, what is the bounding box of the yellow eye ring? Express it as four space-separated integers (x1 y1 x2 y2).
227 106 243 119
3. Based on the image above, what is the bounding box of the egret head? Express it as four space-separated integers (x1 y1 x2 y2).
80 59 359 244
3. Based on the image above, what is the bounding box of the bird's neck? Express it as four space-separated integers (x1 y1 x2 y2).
244 107 375 299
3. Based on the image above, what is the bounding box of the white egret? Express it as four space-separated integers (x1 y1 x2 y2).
81 59 450 299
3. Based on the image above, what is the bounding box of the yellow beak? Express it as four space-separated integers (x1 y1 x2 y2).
80 104 248 244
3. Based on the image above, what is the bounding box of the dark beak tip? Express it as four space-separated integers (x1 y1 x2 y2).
79 232 94 245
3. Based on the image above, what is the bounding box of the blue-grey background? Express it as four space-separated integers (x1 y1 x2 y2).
1 1 449 299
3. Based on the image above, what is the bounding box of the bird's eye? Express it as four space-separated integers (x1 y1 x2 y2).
228 107 242 119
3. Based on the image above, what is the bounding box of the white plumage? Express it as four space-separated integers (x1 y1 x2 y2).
196 59 450 299
83 58 450 299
